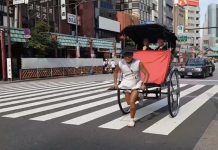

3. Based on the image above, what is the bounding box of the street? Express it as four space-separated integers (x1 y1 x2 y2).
0 64 218 150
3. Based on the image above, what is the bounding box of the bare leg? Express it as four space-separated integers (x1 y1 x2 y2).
125 92 131 105
129 90 139 119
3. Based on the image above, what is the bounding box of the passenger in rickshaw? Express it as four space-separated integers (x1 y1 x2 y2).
155 38 168 50
113 50 149 127
142 38 153 50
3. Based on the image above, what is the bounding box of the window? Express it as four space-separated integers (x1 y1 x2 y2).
196 17 199 20
152 3 157 11
188 17 194 20
132 3 139 8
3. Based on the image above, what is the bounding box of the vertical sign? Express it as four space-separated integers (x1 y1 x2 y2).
177 25 184 35
7 58 12 79
61 0 66 20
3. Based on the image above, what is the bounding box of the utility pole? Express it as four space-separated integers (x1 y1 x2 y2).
58 0 61 32
6 0 12 59
6 0 12 81
75 3 79 58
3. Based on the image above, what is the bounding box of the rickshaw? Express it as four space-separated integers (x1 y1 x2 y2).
116 23 180 118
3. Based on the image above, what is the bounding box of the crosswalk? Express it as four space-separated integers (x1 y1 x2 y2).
0 80 217 135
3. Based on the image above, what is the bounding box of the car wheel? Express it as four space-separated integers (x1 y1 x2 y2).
180 75 184 78
209 72 213 76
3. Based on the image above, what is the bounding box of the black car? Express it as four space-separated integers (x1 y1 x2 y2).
179 58 215 78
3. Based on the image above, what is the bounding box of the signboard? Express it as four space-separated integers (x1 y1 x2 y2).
24 28 31 38
178 35 188 42
178 0 199 7
7 58 12 79
28 0 53 21
177 25 184 35
61 0 66 20
67 13 81 25
13 0 24 5
67 13 76 24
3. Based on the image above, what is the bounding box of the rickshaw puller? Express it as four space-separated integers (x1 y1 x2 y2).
113 50 149 127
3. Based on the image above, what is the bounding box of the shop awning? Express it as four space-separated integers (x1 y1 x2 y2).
207 53 218 57
0 27 27 43
53 33 114 50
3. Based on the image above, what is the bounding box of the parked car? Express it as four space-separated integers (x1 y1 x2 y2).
179 58 215 78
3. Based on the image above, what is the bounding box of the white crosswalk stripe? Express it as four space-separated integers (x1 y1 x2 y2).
0 81 217 136
0 81 112 103
0 81 102 94
142 85 218 135
0 81 101 98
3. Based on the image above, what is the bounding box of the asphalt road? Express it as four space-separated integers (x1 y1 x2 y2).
0 63 217 150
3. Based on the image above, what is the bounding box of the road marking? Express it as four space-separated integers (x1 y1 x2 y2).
99 84 204 130
0 82 112 103
1 86 112 116
142 85 218 135
30 95 121 121
0 82 111 110
63 84 188 126
0 81 103 94
0 81 99 98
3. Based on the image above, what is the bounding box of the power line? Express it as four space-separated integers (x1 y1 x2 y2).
185 27 218 30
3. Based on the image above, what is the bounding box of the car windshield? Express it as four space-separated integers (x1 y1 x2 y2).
187 59 205 66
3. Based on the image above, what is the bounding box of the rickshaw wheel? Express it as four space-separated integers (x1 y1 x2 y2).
167 69 180 117
117 89 130 114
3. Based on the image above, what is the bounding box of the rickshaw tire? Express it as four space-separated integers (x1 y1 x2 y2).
167 69 180 118
117 89 130 114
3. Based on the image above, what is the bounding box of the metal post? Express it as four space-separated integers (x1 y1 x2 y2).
6 0 12 58
47 1 50 32
0 31 6 81
75 4 80 58
58 0 61 32
6 0 12 81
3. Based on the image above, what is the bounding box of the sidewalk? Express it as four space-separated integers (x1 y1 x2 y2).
194 113 218 150
0 74 113 85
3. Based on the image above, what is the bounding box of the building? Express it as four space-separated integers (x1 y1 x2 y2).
202 4 218 50
173 4 185 35
158 0 174 30
115 0 156 24
177 0 200 47
95 0 120 40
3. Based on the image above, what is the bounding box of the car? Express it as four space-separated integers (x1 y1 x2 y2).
179 58 215 78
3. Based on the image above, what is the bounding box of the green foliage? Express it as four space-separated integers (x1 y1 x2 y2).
27 21 58 57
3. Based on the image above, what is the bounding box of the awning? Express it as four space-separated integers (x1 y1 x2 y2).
1 27 27 43
207 53 218 57
53 33 114 50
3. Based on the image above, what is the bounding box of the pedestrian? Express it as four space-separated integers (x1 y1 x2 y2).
110 59 116 73
113 50 149 127
103 59 108 73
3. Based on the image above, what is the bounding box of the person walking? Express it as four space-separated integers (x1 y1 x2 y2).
113 50 149 127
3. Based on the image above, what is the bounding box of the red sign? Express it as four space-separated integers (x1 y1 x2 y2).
178 0 199 7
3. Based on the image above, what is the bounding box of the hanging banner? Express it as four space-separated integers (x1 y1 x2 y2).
61 0 66 20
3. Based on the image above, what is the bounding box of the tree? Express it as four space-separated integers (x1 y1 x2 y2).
27 21 58 57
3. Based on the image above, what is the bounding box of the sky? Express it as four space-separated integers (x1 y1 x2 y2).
200 0 218 27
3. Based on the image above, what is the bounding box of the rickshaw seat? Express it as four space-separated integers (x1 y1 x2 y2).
133 50 171 85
